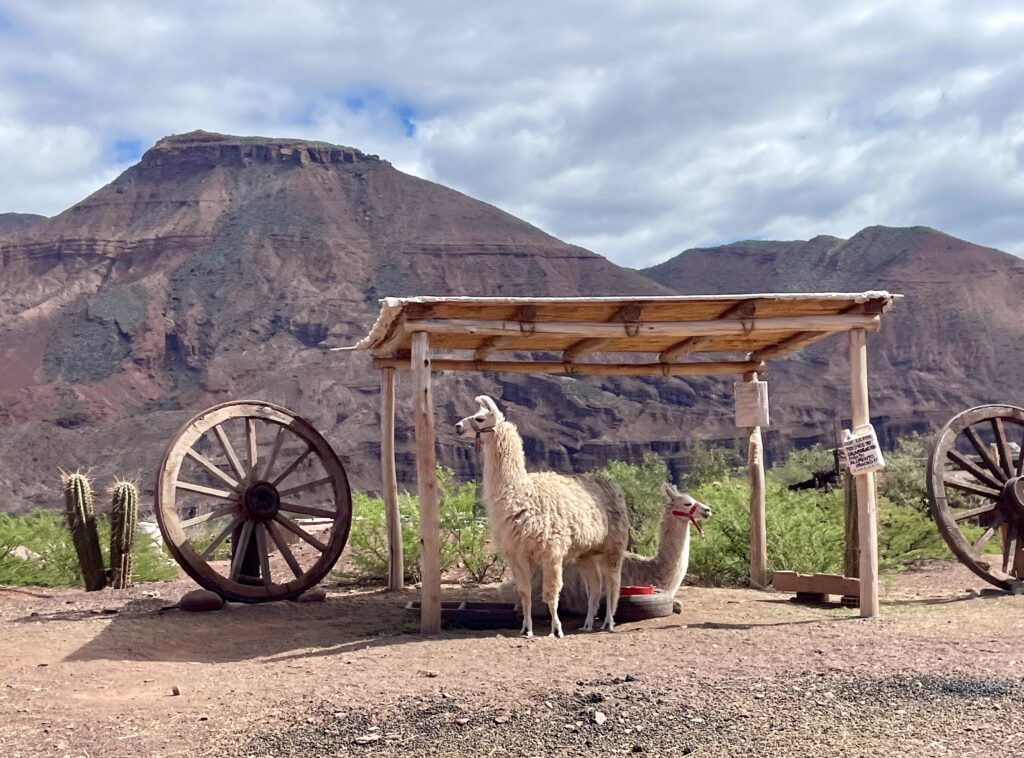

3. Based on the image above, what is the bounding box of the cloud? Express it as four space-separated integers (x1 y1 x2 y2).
1 0 1023 265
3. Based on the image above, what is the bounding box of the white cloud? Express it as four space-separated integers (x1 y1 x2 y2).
1 0 1023 265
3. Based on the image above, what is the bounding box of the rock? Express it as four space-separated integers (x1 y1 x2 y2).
179 589 225 612
171 686 180 696
293 587 327 603
353 734 380 745
594 711 607 725
494 715 510 724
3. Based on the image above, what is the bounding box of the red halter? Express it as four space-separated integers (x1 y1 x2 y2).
671 501 705 536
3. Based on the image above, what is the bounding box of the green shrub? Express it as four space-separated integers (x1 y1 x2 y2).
771 443 837 487
0 510 176 587
877 433 930 511
681 440 744 490
345 467 504 583
597 453 668 555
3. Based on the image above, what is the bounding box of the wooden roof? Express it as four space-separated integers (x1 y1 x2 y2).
344 292 898 377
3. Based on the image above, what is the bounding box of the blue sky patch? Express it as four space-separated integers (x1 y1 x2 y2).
112 138 144 163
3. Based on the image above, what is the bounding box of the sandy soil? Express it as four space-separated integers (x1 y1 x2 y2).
1 561 1022 757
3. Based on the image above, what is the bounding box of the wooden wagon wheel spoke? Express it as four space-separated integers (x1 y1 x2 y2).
273 513 328 552
1003 523 1019 574
942 475 1001 500
176 481 239 502
246 418 259 474
280 502 337 519
184 448 239 489
268 521 304 579
975 514 1005 551
254 524 273 586
928 405 1024 591
202 514 245 560
213 423 247 480
963 426 1006 482
229 520 256 581
278 477 334 498
180 504 236 529
953 503 997 522
156 401 352 603
261 425 287 481
270 445 314 487
992 418 1015 478
945 450 1003 491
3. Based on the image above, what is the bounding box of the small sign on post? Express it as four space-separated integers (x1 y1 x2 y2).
841 424 885 474
734 380 769 428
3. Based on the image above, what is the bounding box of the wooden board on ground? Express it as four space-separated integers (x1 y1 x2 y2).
773 571 860 599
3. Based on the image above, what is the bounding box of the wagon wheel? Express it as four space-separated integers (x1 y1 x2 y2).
156 400 352 603
927 404 1024 591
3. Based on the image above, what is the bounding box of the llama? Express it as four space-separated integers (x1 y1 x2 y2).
510 483 712 615
455 395 629 637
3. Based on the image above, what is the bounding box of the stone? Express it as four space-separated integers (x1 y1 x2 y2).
179 589 225 612
292 587 327 603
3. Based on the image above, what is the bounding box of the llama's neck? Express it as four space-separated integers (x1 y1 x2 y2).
631 511 693 597
479 421 532 513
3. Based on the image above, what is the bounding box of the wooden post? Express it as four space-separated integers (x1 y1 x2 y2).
411 332 441 634
849 329 879 618
843 472 858 578
380 367 403 591
745 371 768 589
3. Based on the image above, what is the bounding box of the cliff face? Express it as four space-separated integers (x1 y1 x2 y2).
3 130 1023 513
0 131 684 511
642 226 1024 445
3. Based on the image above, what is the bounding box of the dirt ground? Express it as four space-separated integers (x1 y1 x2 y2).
1 561 1022 757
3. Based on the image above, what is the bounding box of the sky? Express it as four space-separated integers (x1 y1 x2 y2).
1 1 1023 268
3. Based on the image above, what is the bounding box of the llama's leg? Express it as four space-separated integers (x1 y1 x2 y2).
508 556 534 637
601 556 623 632
541 557 565 638
577 559 602 632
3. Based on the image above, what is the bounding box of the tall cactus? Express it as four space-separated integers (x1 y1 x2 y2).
109 480 139 589
62 471 106 591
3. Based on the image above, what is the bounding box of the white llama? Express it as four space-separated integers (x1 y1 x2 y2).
511 483 712 615
455 395 629 637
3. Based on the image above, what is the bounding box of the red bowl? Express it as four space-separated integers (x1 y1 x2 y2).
619 585 655 596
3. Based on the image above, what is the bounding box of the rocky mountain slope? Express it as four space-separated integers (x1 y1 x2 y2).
0 213 45 233
2 130 1022 512
642 226 1024 445
0 131 687 511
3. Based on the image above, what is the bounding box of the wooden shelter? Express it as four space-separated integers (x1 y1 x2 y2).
343 291 898 632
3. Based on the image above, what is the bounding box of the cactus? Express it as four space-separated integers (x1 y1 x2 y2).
109 480 139 589
62 471 106 591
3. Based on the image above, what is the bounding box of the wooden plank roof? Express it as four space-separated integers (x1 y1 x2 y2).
343 292 898 376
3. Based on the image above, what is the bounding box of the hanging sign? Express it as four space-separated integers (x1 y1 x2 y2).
841 424 886 474
734 380 769 428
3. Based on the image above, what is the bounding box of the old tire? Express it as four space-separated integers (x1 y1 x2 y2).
611 590 677 622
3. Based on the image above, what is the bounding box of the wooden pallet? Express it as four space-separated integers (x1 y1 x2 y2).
773 571 860 605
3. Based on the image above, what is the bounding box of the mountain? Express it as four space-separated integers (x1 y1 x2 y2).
642 226 1024 445
0 213 46 234
0 131 679 511
3 130 1023 514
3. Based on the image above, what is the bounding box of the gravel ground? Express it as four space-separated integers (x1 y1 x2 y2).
224 671 1024 757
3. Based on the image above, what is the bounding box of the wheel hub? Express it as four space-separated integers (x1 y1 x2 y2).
243 481 280 520
999 477 1024 518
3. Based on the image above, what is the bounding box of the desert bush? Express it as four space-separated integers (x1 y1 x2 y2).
877 432 930 511
771 443 837 487
597 453 668 555
0 510 176 587
681 440 744 490
346 467 504 583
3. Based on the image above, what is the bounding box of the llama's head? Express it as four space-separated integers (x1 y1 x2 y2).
455 395 505 439
662 482 712 535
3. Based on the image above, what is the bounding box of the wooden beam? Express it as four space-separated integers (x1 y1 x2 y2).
660 300 759 363
752 304 865 360
375 357 765 377
562 338 609 362
411 332 441 634
745 371 767 589
403 314 881 341
773 571 860 597
474 337 511 360
849 329 879 618
380 367 403 591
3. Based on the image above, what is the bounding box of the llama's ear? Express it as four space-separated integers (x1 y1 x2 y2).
662 482 678 498
475 395 500 416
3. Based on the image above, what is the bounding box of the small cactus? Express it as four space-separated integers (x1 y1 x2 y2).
109 480 139 589
62 471 106 591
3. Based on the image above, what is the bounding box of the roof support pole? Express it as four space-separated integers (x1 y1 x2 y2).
849 329 880 618
380 366 403 591
412 331 441 633
744 371 768 589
